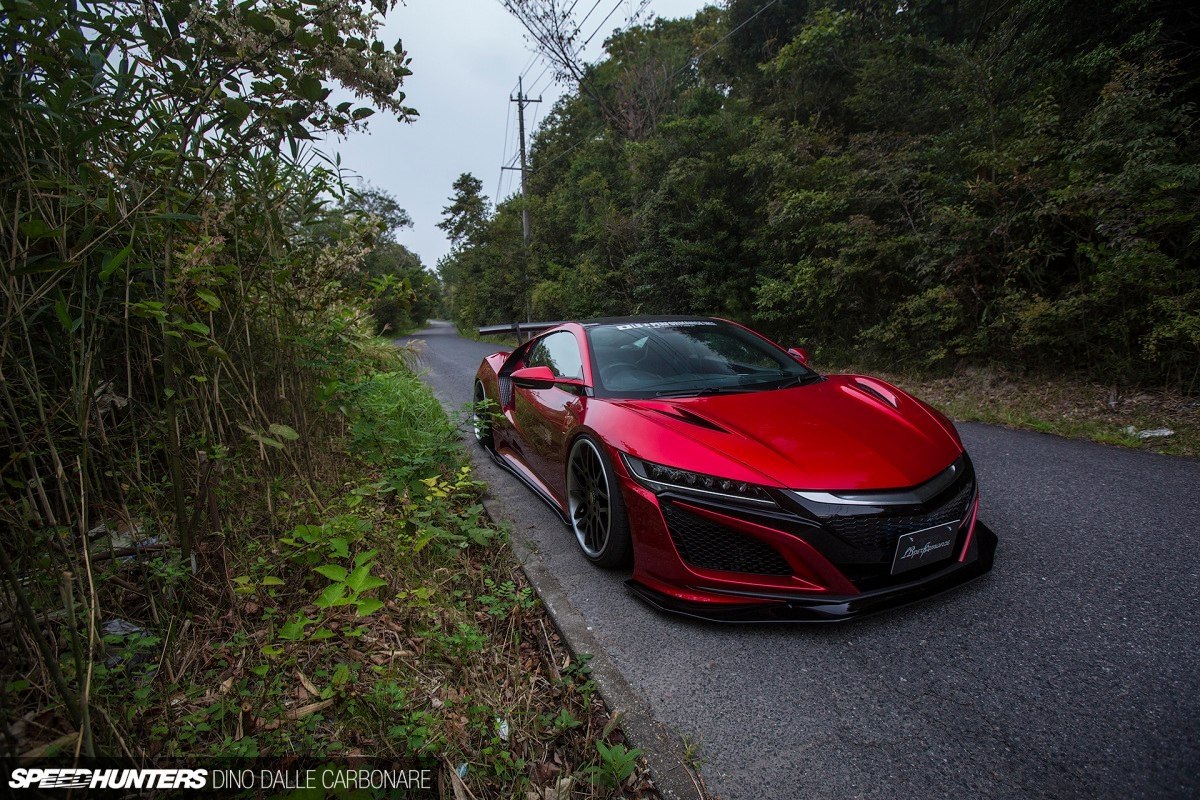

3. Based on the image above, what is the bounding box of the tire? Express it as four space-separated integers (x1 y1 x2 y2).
566 435 632 567
472 379 493 448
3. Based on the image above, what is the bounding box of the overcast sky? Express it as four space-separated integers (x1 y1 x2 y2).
328 0 712 270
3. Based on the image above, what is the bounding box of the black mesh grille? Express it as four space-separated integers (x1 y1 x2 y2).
498 376 513 407
825 478 974 554
663 505 793 576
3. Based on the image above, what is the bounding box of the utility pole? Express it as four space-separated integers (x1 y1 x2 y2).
503 75 540 323
504 76 541 247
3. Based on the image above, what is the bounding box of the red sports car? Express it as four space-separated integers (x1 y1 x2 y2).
472 317 996 621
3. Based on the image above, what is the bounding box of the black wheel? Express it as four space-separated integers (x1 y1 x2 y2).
472 379 493 448
566 435 631 567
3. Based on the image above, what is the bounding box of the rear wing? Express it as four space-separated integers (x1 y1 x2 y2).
477 321 568 344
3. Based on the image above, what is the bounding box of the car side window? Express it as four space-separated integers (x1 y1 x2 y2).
500 340 534 375
526 331 584 379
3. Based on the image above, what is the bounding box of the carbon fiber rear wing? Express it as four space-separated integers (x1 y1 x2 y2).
477 321 567 343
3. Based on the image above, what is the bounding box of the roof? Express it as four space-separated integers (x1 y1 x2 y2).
579 315 719 328
478 315 722 337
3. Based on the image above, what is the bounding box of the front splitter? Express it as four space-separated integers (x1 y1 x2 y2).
626 522 998 623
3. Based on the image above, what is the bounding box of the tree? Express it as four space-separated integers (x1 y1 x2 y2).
325 184 439 333
437 174 491 247
445 0 1200 386
347 183 415 241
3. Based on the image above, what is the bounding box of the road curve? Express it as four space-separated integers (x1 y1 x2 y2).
400 320 1200 800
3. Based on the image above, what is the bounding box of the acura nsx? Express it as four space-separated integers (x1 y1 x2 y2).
471 317 996 622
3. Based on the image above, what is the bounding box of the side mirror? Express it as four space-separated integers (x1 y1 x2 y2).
511 366 589 391
787 347 810 367
511 365 556 388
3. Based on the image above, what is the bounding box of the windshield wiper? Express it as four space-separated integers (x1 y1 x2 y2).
770 374 823 390
657 386 739 398
654 386 750 398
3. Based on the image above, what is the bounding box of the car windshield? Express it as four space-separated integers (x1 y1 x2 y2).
585 320 818 398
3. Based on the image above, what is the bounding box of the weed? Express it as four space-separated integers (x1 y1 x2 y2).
681 733 706 771
585 740 644 790
478 577 538 617
312 549 388 617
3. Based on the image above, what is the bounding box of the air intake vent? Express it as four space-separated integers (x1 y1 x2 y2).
853 378 898 407
663 505 792 576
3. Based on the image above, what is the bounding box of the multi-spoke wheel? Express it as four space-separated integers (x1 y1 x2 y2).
472 379 493 448
566 435 631 567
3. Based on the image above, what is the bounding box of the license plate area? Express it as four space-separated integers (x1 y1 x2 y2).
890 521 959 575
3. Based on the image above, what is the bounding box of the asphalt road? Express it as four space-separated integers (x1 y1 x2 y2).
400 320 1200 800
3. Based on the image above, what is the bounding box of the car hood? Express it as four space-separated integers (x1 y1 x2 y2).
612 375 962 491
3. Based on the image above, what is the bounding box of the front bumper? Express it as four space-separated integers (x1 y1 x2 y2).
626 521 997 623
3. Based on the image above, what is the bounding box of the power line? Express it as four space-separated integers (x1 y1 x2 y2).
582 0 625 48
594 0 652 49
500 0 782 179
529 100 543 137
496 93 515 201
574 0 606 35
526 61 555 97
517 50 540 83
529 59 553 89
500 151 520 200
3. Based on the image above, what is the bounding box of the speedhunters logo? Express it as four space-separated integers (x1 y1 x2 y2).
8 768 207 790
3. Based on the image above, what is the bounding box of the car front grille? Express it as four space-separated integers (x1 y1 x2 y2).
663 504 793 576
823 477 975 555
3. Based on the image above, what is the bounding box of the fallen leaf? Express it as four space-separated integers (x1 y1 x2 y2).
295 669 320 697
286 699 334 720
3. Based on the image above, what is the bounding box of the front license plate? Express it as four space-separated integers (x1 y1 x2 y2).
890 521 959 575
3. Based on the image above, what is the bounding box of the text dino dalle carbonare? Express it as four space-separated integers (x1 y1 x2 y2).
8 767 434 792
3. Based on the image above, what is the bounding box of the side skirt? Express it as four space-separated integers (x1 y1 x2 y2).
484 446 570 527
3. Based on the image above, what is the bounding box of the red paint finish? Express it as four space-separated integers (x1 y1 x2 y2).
958 495 981 563
597 374 960 491
474 317 993 616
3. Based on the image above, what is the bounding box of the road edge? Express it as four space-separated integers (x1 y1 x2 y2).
412 350 708 800
482 491 708 800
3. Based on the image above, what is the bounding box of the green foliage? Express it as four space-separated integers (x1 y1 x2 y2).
477 578 538 617
412 470 501 552
330 183 441 333
339 371 459 482
0 0 424 762
585 740 643 790
312 550 388 617
437 173 492 247
450 0 1199 388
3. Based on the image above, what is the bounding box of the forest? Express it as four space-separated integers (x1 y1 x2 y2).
441 0 1200 389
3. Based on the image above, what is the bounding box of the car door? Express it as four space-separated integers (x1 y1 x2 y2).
511 330 586 504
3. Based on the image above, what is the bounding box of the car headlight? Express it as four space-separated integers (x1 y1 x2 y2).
621 454 778 506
